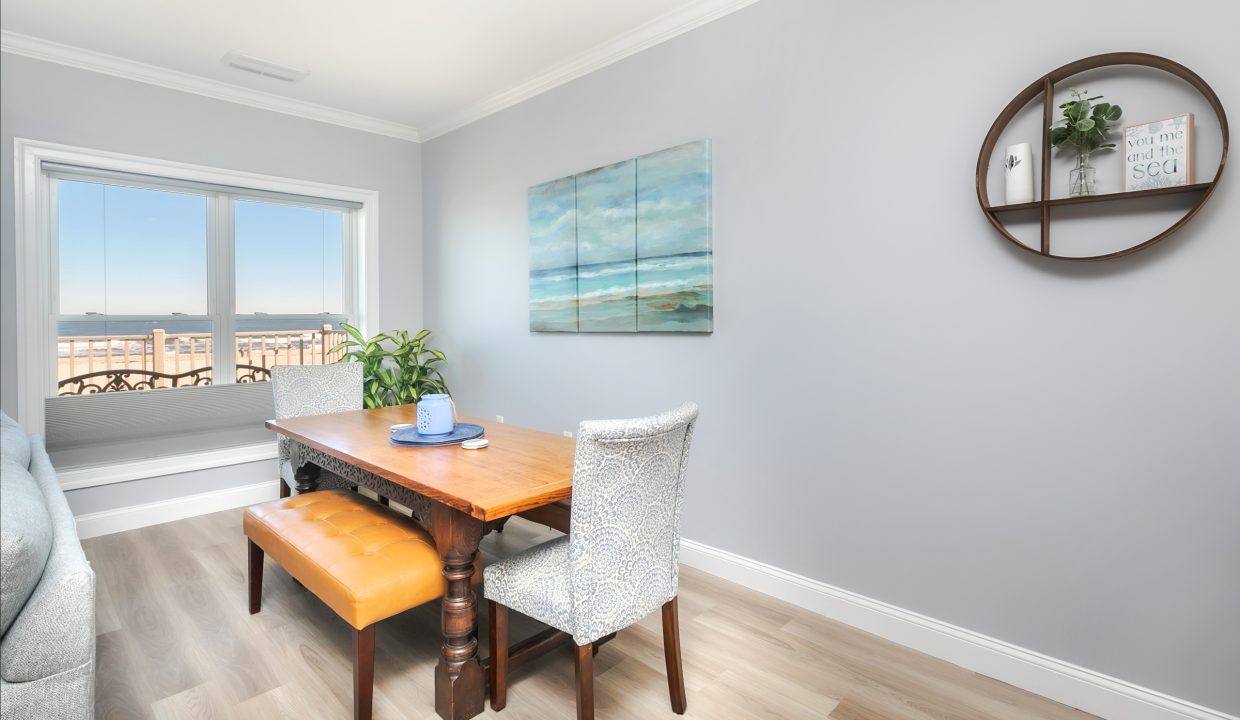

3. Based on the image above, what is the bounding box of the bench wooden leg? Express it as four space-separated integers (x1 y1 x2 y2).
248 540 264 614
488 600 508 710
354 624 376 720
574 642 594 720
662 597 687 714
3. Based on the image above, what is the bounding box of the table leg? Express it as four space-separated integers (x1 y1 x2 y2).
430 503 486 720
293 462 321 494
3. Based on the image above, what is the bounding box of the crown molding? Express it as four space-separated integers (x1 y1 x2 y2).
417 0 763 140
3 0 762 145
0 30 421 142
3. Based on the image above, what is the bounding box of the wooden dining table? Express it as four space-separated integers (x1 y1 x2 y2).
265 405 575 720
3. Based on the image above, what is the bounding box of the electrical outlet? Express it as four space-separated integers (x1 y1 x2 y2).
495 415 504 423
563 431 573 438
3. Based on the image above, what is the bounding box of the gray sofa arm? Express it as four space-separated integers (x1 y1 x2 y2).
0 555 95 683
0 439 96 683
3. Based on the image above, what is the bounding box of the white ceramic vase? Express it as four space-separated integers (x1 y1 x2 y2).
1004 142 1034 204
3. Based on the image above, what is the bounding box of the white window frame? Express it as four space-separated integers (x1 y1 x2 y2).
47 170 358 386
13 138 381 435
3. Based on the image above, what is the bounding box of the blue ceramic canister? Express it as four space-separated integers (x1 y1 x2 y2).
416 394 454 436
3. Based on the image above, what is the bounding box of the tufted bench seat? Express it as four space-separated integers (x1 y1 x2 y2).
244 490 477 720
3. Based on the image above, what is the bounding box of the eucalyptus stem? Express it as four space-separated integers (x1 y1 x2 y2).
1049 87 1122 158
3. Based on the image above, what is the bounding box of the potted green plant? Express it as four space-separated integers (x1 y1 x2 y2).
331 323 450 409
1049 88 1123 197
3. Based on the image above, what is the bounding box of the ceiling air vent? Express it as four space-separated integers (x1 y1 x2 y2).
221 51 309 82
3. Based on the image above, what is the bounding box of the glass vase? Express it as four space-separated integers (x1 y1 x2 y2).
1068 154 1096 197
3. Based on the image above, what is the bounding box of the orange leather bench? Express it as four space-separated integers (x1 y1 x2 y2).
244 490 478 720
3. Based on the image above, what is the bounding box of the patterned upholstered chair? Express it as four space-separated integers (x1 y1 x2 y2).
271 364 363 497
485 402 699 720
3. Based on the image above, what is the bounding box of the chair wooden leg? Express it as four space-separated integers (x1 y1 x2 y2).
248 540 263 614
591 632 615 657
574 642 594 720
354 624 376 720
488 600 508 711
662 597 687 714
278 478 291 498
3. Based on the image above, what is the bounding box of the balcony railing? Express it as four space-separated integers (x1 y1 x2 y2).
57 325 346 395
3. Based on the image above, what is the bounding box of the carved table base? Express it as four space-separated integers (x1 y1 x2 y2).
292 443 433 530
289 441 488 720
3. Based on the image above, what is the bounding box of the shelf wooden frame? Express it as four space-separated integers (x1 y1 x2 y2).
976 53 1229 261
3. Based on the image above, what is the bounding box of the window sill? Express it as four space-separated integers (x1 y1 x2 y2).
56 441 278 491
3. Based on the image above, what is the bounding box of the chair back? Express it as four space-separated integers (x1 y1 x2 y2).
271 364 363 420
271 364 363 465
567 402 699 644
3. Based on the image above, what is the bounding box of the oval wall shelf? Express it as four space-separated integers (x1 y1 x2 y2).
976 52 1229 261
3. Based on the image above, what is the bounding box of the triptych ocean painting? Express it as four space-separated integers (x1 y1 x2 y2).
529 140 712 333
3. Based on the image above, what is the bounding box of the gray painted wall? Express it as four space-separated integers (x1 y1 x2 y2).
421 0 1239 712
1 53 424 513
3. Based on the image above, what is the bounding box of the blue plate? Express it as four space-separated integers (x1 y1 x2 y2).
390 422 485 447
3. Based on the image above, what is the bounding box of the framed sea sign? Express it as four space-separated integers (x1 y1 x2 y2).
1123 113 1194 191
528 140 713 333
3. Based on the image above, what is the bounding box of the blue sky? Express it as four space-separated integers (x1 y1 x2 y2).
235 200 343 314
58 180 343 317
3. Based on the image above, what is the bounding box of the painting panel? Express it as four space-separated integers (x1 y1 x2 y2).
528 176 578 332
575 159 637 332
636 140 713 332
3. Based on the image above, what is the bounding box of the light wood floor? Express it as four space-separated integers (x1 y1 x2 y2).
84 507 1098 720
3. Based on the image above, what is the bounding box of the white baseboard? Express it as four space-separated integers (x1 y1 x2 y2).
73 480 279 539
679 539 1236 720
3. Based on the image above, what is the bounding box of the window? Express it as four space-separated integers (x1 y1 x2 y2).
50 169 357 396
14 139 378 469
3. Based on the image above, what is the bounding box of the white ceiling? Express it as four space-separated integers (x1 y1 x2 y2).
0 0 758 141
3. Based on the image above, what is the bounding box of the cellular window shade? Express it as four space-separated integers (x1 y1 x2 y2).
44 383 276 469
41 162 364 210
